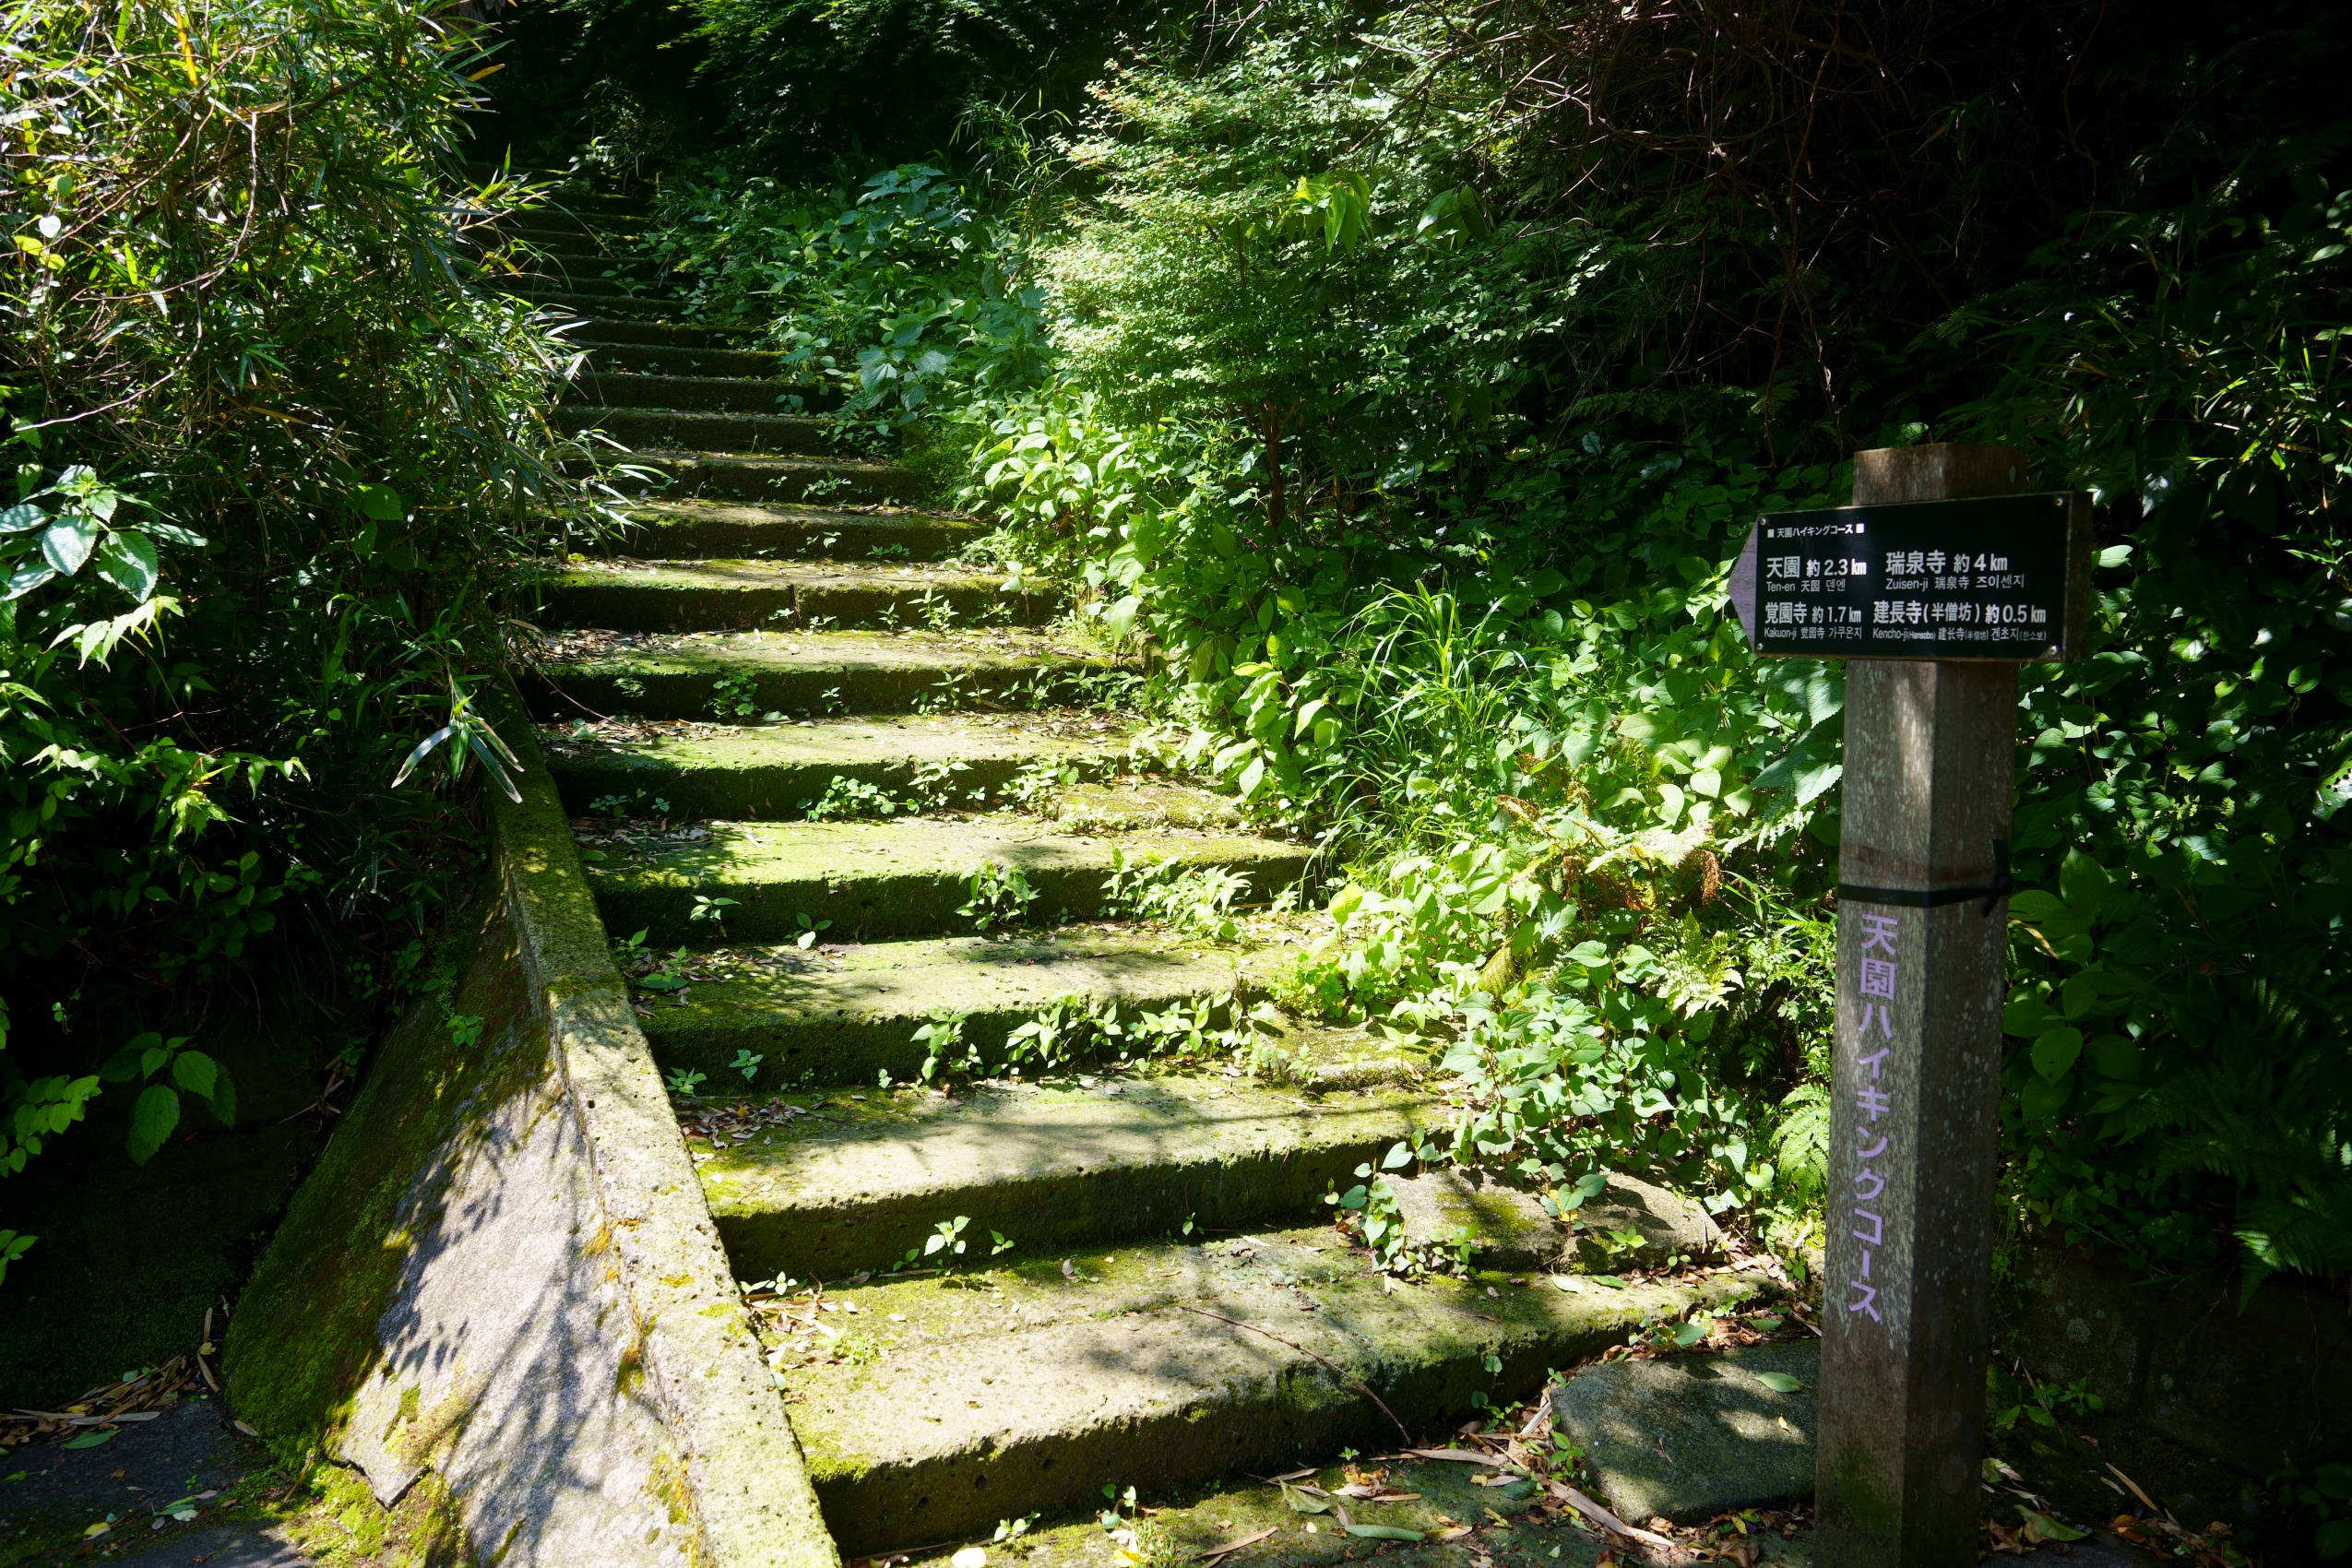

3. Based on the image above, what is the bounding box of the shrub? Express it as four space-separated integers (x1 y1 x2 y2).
0 0 588 1275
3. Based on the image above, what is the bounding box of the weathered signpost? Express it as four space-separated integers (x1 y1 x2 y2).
1728 445 2092 1566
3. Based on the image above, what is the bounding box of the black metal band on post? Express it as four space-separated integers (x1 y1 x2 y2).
1835 838 2013 917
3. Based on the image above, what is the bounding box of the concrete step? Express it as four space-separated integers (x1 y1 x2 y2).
565 318 754 350
576 341 795 377
579 812 1313 944
531 559 1061 634
505 253 664 288
505 284 685 320
639 930 1288 1089
552 407 837 455
564 373 810 413
608 501 980 561
888 1448 1556 1567
502 212 646 244
543 709 1142 819
523 627 1125 720
702 1070 1437 1284
598 450 925 507
503 275 667 305
775 1221 1761 1554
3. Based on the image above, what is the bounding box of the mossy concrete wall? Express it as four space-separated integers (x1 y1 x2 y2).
2001 1239 2349 1477
226 684 839 1568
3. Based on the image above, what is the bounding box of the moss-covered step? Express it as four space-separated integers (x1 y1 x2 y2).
893 1452 1580 1568
778 1225 1764 1554
576 341 788 378
531 560 1062 634
600 450 925 506
637 927 1289 1085
564 373 810 414
525 628 1123 720
552 407 837 456
582 814 1312 944
501 214 646 245
603 500 981 561
543 710 1142 818
500 274 660 301
703 1069 1432 1281
501 283 683 318
563 317 752 350
497 251 662 289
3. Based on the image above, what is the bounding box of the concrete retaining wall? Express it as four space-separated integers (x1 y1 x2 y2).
2003 1240 2349 1477
226 688 837 1568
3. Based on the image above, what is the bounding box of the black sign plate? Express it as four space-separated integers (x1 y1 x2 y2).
1730 491 2089 661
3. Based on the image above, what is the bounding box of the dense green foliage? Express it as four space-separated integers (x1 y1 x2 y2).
629 0 2351 1294
0 0 582 1277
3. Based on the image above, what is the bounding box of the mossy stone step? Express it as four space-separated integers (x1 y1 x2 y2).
500 218 646 248
639 928 1287 1087
582 814 1311 944
505 285 683 319
604 500 980 561
778 1225 1763 1555
490 253 660 290
893 1452 1562 1567
599 450 923 506
703 1070 1434 1283
544 710 1140 819
567 317 757 350
533 560 1061 634
568 373 807 415
552 407 837 456
576 342 789 378
526 628 1123 720
502 270 660 297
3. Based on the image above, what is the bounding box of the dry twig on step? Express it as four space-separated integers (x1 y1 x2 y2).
1174 1304 1412 1443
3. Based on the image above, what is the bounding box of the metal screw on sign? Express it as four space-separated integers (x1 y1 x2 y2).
1728 445 2093 1566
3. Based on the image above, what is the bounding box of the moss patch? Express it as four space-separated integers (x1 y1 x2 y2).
222 897 541 1452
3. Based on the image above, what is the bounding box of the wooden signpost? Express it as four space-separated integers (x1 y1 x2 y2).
1728 445 2092 1567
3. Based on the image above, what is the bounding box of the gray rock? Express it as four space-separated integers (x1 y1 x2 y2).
1387 1169 1723 1273
1551 1339 1819 1523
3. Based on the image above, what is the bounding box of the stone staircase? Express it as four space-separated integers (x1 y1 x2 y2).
485 175 1775 1563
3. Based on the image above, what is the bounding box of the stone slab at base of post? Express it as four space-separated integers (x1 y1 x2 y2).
1814 445 2029 1567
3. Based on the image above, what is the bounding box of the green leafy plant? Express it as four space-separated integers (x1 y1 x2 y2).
96 1034 234 1166
958 859 1039 932
0 0 596 1256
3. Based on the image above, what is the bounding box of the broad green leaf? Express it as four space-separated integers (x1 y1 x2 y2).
171 1049 218 1099
2031 1027 2083 1082
1754 1371 1804 1393
2002 993 2056 1036
126 1083 180 1164
2085 1034 2140 1080
94 529 158 601
0 503 44 534
40 512 98 575
353 483 404 522
2006 890 2068 922
2058 851 2111 918
1342 1526 1423 1542
2018 1073 2071 1123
